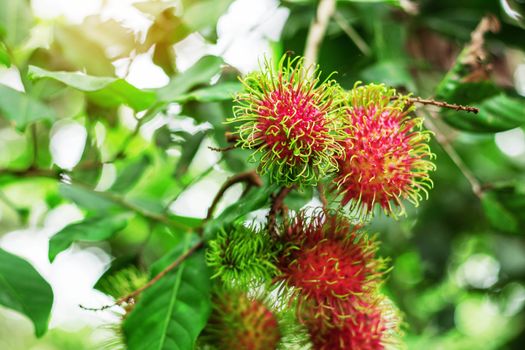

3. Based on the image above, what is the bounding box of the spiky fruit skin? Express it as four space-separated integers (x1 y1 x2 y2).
204 289 281 350
229 55 345 186
276 212 385 321
306 297 403 350
206 224 278 288
333 83 435 218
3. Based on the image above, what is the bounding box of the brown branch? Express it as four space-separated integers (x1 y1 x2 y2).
208 145 236 152
80 239 204 311
225 132 239 144
268 186 294 239
392 96 479 114
205 170 262 221
317 182 328 209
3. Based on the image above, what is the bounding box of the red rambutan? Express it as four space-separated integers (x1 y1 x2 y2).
276 211 386 321
306 296 403 350
229 55 346 186
333 83 435 218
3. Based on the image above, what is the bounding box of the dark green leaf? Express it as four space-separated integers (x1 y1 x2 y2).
157 56 224 102
28 66 157 111
0 84 56 130
0 0 33 47
111 155 152 193
48 214 130 262
482 192 519 233
442 94 525 133
0 248 53 337
123 235 211 350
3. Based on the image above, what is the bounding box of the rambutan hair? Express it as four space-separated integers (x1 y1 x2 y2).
332 83 436 219
275 210 387 322
229 55 346 186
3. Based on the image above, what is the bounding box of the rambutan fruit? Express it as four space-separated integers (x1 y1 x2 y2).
333 83 435 219
276 211 386 321
201 288 282 350
229 55 346 186
206 224 279 288
306 295 403 350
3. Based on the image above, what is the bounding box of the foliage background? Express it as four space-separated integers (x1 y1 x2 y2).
1 0 525 349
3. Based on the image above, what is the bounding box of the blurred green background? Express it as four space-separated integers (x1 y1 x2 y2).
1 0 525 349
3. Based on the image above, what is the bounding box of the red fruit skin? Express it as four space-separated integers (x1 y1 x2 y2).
277 213 385 321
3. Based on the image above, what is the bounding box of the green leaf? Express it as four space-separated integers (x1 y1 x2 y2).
123 235 211 350
361 60 415 91
482 183 525 234
0 0 33 47
482 192 519 233
204 183 277 240
182 0 234 36
442 94 525 133
59 184 120 212
0 84 56 130
28 66 157 111
0 41 10 67
0 248 53 337
157 55 224 102
111 155 152 193
172 82 242 103
48 214 130 262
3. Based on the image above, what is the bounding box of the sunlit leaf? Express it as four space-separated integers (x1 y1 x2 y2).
111 155 152 193
0 0 33 47
0 84 56 130
0 41 10 67
48 214 130 262
123 235 211 350
28 66 157 111
0 248 53 337
172 82 242 103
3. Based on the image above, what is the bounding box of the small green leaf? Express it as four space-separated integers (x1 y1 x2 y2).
0 84 56 130
59 184 120 212
157 55 224 102
0 0 33 47
482 192 519 233
48 214 130 262
0 42 10 67
172 82 242 103
111 155 152 193
0 248 53 337
28 66 156 111
123 235 211 350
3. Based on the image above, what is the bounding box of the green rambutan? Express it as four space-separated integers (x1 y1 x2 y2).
206 224 279 287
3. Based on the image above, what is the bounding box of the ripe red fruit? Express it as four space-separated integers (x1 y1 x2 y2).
276 212 386 321
333 83 435 218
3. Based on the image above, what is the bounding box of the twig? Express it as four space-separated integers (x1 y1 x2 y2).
304 0 337 72
333 12 371 56
205 170 262 221
392 96 479 114
80 239 204 311
208 145 236 152
225 132 238 144
317 182 328 209
268 186 293 239
423 113 483 198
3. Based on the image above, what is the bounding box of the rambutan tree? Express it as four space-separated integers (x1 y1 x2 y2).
1 0 525 350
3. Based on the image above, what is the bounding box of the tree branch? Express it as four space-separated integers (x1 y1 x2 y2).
392 96 479 114
80 239 204 311
205 170 262 221
268 186 293 239
304 0 337 72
